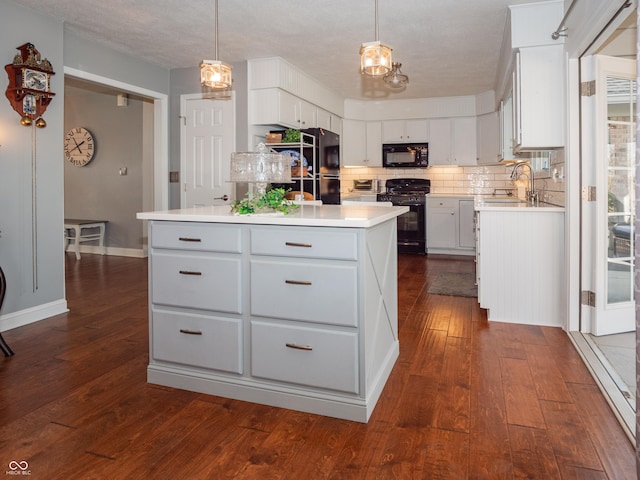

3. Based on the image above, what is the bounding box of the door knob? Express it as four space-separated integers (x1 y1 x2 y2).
214 194 229 201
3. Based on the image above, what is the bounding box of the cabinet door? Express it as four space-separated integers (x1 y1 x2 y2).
427 199 457 249
452 117 477 165
342 120 367 166
476 112 500 164
501 95 515 160
279 90 300 128
515 45 564 149
317 108 332 131
458 200 476 249
366 121 382 166
428 119 452 165
297 100 316 129
405 119 428 142
382 120 404 142
382 119 428 142
330 115 343 137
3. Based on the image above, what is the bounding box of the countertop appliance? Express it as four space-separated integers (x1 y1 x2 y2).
378 178 431 254
382 142 429 168
303 128 341 204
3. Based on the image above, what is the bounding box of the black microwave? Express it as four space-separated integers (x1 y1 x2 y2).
382 143 429 168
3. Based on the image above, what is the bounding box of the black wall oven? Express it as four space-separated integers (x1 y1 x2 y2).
378 178 430 254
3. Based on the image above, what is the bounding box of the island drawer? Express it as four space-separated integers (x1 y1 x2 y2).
250 258 357 327
152 251 242 314
250 226 358 260
152 309 243 374
151 222 242 253
251 320 359 394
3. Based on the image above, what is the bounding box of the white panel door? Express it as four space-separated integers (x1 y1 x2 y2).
181 94 235 208
581 55 635 336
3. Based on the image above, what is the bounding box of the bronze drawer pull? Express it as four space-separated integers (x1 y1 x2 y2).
286 343 313 351
179 329 203 335
179 270 202 276
285 241 312 248
178 237 202 242
285 280 312 286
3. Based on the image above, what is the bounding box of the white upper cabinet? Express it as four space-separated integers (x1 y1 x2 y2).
476 111 500 164
513 45 564 151
317 108 331 131
366 121 382 166
342 120 381 167
382 119 428 143
250 88 318 129
500 95 515 160
342 120 366 167
453 117 477 165
429 117 477 166
331 115 343 137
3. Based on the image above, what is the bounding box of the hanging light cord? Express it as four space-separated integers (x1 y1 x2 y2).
214 0 219 60
374 0 380 41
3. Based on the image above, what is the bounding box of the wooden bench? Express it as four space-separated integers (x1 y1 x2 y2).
64 219 107 260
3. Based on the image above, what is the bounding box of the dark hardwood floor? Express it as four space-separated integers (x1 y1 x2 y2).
0 252 635 479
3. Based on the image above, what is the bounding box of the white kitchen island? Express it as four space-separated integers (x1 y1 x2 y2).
137 204 408 422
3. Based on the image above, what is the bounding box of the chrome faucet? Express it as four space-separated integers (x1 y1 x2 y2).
510 163 538 205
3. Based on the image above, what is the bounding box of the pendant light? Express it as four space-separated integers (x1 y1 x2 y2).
360 0 392 76
200 0 232 89
383 62 409 89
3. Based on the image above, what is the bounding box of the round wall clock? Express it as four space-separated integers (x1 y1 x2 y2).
64 127 95 167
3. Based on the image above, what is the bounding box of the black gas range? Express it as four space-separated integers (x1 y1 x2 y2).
378 178 430 255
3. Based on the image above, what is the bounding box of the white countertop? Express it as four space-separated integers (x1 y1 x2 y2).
137 204 409 228
474 197 564 212
425 193 564 212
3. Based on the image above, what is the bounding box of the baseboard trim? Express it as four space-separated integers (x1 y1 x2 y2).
0 299 68 332
65 245 146 258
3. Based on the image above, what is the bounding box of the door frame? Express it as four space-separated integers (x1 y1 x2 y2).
64 67 169 213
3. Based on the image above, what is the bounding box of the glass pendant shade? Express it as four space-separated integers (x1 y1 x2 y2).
200 0 232 90
360 41 392 76
383 62 409 89
200 60 232 89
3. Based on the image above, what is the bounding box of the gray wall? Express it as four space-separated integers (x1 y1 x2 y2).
0 2 65 316
1 0 170 326
64 88 146 250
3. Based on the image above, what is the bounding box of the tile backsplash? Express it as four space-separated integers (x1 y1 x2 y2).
341 149 565 207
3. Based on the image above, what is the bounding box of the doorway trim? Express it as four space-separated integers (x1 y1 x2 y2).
64 66 169 211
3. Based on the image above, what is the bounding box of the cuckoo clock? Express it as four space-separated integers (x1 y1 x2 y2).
4 43 55 127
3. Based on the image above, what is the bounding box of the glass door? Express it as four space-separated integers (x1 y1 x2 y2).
581 55 636 336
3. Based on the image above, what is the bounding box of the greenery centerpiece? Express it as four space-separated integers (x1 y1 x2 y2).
230 187 298 215
229 143 298 215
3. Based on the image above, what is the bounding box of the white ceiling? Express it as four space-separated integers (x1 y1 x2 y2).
12 0 556 100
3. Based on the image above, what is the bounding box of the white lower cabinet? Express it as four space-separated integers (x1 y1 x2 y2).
146 220 400 422
476 207 565 327
426 196 476 255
